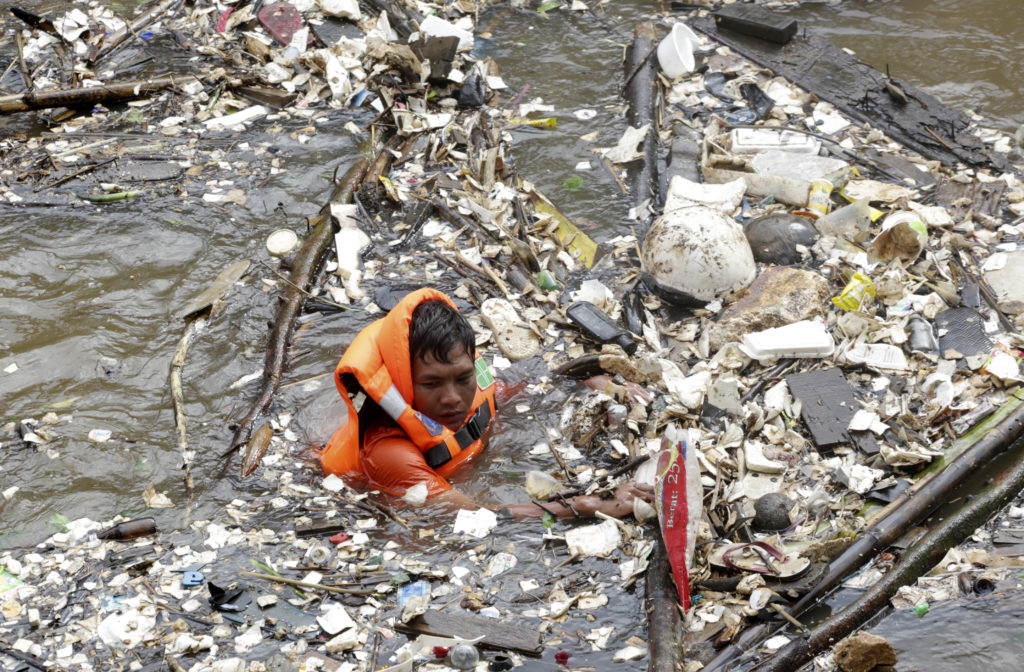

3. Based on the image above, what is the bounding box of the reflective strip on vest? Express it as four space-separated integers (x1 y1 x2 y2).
378 384 408 423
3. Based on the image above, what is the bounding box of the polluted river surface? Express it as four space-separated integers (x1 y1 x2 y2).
1 0 1024 670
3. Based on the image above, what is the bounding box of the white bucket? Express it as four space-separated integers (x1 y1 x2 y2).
657 22 700 78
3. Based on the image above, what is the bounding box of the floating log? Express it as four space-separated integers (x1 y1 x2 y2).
0 74 253 114
227 158 368 453
397 609 543 655
646 528 685 672
692 12 1007 170
759 440 1024 672
623 21 660 219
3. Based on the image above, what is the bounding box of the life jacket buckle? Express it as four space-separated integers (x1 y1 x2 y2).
463 404 490 441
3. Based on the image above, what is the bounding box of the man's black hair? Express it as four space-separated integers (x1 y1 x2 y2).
409 299 475 364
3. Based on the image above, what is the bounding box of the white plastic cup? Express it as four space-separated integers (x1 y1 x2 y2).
657 22 700 78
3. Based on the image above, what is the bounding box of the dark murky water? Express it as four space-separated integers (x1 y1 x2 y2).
1 0 1023 667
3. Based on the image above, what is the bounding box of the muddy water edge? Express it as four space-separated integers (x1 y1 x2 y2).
1 0 1023 669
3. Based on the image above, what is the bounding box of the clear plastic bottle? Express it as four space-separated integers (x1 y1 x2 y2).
449 643 480 670
815 199 871 238
908 315 938 355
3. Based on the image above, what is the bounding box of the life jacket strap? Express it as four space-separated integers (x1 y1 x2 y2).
422 402 493 469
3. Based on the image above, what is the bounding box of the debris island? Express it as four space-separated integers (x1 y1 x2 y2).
2 1 1024 671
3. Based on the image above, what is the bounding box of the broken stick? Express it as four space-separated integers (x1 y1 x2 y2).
228 158 368 453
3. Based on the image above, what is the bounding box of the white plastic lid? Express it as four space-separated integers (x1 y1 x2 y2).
266 229 298 256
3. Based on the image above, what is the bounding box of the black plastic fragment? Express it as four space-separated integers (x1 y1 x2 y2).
457 72 486 108
208 582 251 612
713 3 797 45
739 81 774 122
868 478 910 504
744 213 818 265
934 306 993 359
785 367 879 455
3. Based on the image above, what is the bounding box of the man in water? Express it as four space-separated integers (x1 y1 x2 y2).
321 288 651 519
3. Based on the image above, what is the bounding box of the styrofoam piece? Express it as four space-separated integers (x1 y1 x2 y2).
730 128 821 155
657 22 700 78
750 150 849 182
452 508 497 538
663 175 746 214
565 519 621 557
419 15 474 52
317 604 355 635
738 320 835 361
97 604 156 648
642 205 756 304
743 441 786 474
202 105 267 130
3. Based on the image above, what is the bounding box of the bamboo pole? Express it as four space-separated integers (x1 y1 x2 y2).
170 320 201 495
701 389 1024 672
86 0 181 65
758 441 1024 672
240 570 376 595
171 260 251 501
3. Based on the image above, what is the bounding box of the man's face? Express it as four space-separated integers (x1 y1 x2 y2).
411 346 477 431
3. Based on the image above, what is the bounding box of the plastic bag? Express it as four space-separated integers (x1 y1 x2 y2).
654 424 702 608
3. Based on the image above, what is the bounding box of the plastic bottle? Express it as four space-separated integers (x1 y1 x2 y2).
97 517 157 541
815 198 871 238
566 301 637 354
908 315 938 355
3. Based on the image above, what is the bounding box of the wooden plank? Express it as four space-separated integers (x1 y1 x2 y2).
933 177 1007 220
691 14 1007 171
396 609 543 655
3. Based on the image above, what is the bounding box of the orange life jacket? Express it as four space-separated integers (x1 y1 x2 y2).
320 288 497 477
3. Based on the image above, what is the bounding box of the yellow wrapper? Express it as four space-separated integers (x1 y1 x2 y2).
832 272 876 311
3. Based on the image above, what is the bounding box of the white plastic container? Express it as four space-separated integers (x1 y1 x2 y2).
738 320 835 361
730 128 821 155
657 22 700 78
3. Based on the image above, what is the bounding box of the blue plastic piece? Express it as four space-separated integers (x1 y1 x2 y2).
182 571 205 587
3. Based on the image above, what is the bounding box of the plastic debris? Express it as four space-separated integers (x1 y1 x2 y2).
3 0 1024 669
